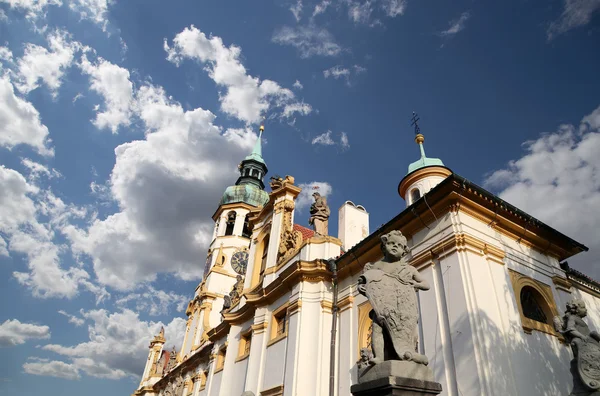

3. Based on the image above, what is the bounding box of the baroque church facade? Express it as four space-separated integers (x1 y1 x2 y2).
132 125 600 396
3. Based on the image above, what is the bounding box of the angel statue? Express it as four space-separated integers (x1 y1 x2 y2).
308 192 330 236
554 299 600 395
357 230 430 367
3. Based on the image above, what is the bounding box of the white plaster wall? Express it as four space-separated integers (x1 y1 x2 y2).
338 202 369 251
403 175 447 206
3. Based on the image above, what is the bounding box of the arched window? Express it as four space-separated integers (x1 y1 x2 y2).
410 189 421 204
509 269 559 336
520 286 549 324
244 168 250 176
242 214 252 238
225 212 236 236
252 169 259 178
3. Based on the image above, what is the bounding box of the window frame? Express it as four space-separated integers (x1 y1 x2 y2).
268 302 289 347
215 344 227 372
236 328 252 361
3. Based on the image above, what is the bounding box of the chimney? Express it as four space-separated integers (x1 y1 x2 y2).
338 201 369 251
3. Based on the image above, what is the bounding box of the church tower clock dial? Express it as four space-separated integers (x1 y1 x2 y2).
231 250 249 275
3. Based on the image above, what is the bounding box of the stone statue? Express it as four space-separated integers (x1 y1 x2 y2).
358 347 374 376
554 299 600 395
357 230 430 366
309 192 330 236
166 346 178 372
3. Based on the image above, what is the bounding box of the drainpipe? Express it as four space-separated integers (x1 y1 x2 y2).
327 258 339 396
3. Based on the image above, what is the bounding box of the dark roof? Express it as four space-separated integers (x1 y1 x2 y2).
336 172 588 265
560 261 600 292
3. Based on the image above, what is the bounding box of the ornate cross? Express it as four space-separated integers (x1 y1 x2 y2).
411 111 421 135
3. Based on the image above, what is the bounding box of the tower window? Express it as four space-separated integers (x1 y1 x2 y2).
252 169 259 178
244 168 250 176
410 189 421 203
225 212 236 236
242 214 252 238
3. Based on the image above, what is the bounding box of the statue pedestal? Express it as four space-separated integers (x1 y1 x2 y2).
351 361 442 396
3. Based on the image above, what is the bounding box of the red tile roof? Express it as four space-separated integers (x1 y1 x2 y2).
293 224 315 240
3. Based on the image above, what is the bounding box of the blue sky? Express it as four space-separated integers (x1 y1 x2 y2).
0 0 599 394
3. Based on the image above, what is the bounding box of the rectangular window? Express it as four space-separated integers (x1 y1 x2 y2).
216 346 227 371
268 303 289 346
237 329 252 361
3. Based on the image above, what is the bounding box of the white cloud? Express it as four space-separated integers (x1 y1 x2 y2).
165 25 311 124
0 9 8 21
282 102 312 119
14 30 80 96
0 319 50 347
272 24 343 58
64 82 260 289
115 285 188 316
312 130 350 150
79 55 133 133
23 359 80 380
0 165 96 299
69 0 113 31
323 65 350 79
58 310 85 326
43 308 186 379
340 131 350 149
323 64 366 85
296 181 333 212
0 76 53 156
484 104 600 279
290 0 303 21
293 79 303 90
440 11 471 37
312 130 335 145
312 0 331 17
547 0 600 39
21 158 61 180
0 0 62 20
348 1 374 24
382 0 406 17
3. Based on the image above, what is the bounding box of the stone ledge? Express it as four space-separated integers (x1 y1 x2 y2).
359 361 435 383
351 376 442 396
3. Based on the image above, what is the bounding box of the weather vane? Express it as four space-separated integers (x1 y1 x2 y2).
411 111 421 135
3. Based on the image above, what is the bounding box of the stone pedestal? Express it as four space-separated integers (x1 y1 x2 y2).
351 361 442 396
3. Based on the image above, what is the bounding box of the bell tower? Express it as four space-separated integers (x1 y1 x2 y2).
176 125 270 361
398 112 452 206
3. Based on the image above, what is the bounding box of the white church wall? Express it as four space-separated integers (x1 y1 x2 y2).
261 293 292 392
222 324 247 396
336 290 357 396
182 314 199 358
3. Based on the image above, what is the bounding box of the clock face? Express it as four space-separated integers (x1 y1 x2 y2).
231 250 249 275
203 252 213 277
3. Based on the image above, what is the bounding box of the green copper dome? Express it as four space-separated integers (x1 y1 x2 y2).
220 126 269 207
407 134 445 174
220 184 269 207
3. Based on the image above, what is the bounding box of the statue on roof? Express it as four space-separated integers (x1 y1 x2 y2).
554 299 600 395
309 192 330 236
356 230 439 387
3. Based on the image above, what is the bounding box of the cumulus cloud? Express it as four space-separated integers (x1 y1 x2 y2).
547 0 600 39
296 181 333 212
42 308 186 379
484 104 600 279
165 25 311 123
14 30 80 96
0 76 53 156
24 359 80 380
0 0 62 20
69 0 114 31
0 165 99 299
64 82 259 289
272 24 343 58
293 80 303 90
79 55 134 133
440 11 470 37
115 285 188 316
0 319 50 347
